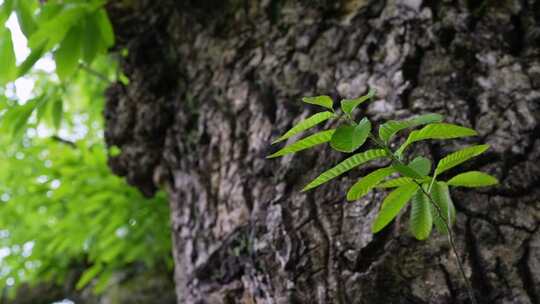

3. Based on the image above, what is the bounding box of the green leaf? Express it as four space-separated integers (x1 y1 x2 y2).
29 4 86 51
346 166 395 201
430 181 455 234
302 95 333 110
17 44 45 77
434 144 490 176
330 118 371 153
392 161 424 179
408 156 431 176
378 113 443 143
76 264 103 290
410 188 433 240
82 13 102 64
2 99 38 138
54 25 82 81
0 0 14 25
35 95 49 123
447 171 498 187
397 123 478 155
273 111 334 144
95 8 114 47
14 0 37 36
0 28 17 84
267 129 335 158
51 98 63 130
302 149 388 191
372 183 418 233
340 88 375 114
377 177 414 188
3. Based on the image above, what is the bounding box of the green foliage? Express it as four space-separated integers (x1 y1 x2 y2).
447 171 499 187
0 28 16 83
1 0 114 86
372 184 417 233
0 3 171 297
377 177 413 188
54 25 82 81
408 156 431 177
0 58 170 297
346 166 395 201
409 187 433 240
378 113 443 144
330 118 371 153
302 149 387 191
272 111 334 143
0 138 172 295
434 144 489 176
430 182 456 234
396 123 477 156
267 129 335 158
301 95 334 110
340 88 375 114
269 90 498 241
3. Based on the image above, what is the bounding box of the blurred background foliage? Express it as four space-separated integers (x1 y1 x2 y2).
0 0 173 302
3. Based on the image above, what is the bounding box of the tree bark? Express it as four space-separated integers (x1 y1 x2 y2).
104 0 540 303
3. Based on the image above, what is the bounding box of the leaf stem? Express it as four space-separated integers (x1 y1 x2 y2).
367 132 477 304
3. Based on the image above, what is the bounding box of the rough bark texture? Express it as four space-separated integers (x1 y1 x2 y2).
105 0 540 303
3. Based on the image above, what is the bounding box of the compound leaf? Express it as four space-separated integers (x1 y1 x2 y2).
330 118 371 153
273 111 334 144
302 95 333 110
379 113 443 143
267 129 335 158
447 171 498 187
410 188 433 240
397 123 477 155
372 183 418 233
346 166 395 201
434 144 490 176
303 149 387 191
340 88 375 114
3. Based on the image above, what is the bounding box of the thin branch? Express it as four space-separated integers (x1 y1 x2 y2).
78 63 112 84
51 135 76 148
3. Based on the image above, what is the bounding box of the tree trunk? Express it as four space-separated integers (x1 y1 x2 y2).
104 0 540 303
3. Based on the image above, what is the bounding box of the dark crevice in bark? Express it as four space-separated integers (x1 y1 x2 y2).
438 26 457 49
465 218 493 303
352 226 393 273
506 15 525 56
400 48 424 110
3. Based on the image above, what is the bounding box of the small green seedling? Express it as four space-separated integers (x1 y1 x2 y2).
268 89 498 240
